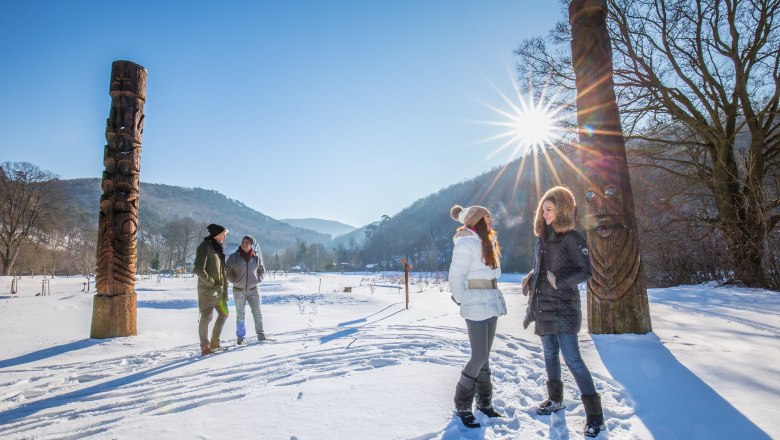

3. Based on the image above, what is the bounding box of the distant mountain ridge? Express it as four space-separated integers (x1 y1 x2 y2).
280 218 357 238
60 178 331 253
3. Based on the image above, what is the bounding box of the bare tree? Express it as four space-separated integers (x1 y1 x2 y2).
516 0 780 288
67 215 98 290
161 216 203 271
0 162 62 275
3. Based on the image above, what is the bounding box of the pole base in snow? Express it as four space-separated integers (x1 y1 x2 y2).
90 293 137 338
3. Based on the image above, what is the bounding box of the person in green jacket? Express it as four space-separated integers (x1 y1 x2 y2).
193 223 229 355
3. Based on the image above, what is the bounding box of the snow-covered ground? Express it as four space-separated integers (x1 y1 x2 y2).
0 273 778 439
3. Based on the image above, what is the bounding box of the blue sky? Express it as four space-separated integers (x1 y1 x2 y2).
0 1 563 227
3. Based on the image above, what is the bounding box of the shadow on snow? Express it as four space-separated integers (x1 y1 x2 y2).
319 302 406 344
0 339 103 369
0 355 205 425
593 333 771 439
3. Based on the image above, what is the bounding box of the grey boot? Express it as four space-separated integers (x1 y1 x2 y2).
537 380 566 415
454 372 479 428
582 394 605 437
475 368 503 418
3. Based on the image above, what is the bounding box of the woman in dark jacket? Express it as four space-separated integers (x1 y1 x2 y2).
193 223 229 355
521 186 605 438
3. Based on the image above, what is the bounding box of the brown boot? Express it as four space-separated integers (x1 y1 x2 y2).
582 394 605 437
200 342 212 356
210 339 221 351
454 372 479 428
476 368 503 418
537 380 566 415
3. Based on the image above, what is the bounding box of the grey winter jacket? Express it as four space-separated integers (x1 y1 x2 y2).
527 229 592 335
226 248 265 293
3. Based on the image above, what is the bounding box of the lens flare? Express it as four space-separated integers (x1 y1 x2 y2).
471 75 569 204
469 71 600 215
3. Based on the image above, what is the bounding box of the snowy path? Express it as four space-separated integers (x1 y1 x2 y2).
1 274 777 439
0 325 617 439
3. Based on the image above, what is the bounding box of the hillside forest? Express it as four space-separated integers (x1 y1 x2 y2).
2 150 778 290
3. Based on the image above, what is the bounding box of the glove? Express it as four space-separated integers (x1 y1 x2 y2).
523 306 535 329
521 271 533 296
547 271 558 289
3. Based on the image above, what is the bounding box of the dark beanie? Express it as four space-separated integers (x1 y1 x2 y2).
242 235 257 246
207 223 226 237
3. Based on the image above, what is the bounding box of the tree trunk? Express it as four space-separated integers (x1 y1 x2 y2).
569 0 651 334
91 60 147 338
1 245 21 276
710 144 769 287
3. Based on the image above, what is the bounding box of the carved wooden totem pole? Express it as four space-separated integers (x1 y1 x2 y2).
91 61 147 338
569 0 651 334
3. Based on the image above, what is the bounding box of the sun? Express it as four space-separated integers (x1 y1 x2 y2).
470 75 587 204
510 99 559 149
474 82 564 163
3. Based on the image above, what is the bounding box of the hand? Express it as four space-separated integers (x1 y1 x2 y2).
521 271 533 296
547 271 557 289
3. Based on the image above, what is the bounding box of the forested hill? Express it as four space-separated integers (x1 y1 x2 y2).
280 218 357 238
60 178 330 253
358 157 578 272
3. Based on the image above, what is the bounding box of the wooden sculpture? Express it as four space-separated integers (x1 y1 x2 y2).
91 61 147 338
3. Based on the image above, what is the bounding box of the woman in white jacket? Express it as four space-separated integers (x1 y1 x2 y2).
448 204 507 429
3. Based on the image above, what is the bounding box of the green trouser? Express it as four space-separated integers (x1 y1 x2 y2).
198 286 228 346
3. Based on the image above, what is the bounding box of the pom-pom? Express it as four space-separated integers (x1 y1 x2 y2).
450 205 464 222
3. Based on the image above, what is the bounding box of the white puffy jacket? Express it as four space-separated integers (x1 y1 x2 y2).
448 229 507 321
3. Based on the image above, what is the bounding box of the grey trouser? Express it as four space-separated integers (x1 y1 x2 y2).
235 290 263 337
462 316 498 380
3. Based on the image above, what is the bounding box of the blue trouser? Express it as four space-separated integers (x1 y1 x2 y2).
540 333 596 396
234 290 263 338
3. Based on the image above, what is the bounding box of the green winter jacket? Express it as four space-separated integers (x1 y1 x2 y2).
193 237 228 309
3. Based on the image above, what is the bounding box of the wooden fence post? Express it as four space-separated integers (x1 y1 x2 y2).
400 258 413 309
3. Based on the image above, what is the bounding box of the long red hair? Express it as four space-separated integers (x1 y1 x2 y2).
459 218 501 269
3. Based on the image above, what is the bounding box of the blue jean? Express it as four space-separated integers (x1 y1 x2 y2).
540 333 596 396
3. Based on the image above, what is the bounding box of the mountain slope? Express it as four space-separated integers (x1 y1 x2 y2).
280 218 356 238
60 178 331 253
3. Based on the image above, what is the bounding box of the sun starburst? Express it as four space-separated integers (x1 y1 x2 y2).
469 73 593 217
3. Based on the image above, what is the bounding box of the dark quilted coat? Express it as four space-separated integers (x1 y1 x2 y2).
529 228 592 335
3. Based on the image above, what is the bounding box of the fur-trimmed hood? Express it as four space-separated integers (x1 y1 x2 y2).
534 186 577 237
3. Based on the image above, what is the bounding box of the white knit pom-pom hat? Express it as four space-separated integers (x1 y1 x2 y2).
450 205 490 228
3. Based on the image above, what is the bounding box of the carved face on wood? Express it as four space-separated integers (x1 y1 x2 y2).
583 156 633 238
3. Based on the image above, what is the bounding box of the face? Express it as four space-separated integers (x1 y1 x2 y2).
215 230 228 243
485 214 493 230
240 238 253 251
542 200 557 225
585 183 623 237
583 157 633 238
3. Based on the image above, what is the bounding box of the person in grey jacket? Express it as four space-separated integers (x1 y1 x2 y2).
193 223 229 355
448 204 507 429
521 186 604 438
226 235 266 344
